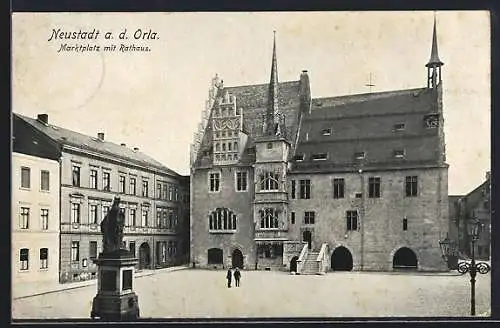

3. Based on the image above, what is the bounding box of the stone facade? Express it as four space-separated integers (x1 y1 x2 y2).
191 22 450 273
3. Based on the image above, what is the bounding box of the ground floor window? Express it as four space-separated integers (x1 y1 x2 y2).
40 248 48 269
257 243 283 259
207 248 223 264
20 248 29 270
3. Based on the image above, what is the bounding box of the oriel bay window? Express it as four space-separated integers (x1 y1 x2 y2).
260 171 279 191
260 208 279 229
209 208 237 231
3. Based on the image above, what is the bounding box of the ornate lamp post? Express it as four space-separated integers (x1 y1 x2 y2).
439 218 490 316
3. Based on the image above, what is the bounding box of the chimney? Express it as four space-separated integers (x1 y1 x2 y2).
299 70 311 114
133 147 139 152
97 132 104 141
37 114 49 125
121 143 126 147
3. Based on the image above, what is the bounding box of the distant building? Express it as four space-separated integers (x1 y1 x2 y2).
448 172 491 261
12 115 61 285
190 19 449 273
14 113 190 283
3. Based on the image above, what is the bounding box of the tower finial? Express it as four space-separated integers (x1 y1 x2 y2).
426 13 444 88
266 31 279 135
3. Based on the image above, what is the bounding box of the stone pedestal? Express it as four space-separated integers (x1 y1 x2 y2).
90 249 140 320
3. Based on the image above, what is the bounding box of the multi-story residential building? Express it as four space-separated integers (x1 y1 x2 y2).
15 113 190 283
190 19 449 273
12 114 61 285
449 171 491 261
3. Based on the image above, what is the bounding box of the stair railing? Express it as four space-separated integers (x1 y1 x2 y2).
296 242 309 274
316 243 329 274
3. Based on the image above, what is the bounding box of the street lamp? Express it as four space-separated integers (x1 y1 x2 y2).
439 218 490 316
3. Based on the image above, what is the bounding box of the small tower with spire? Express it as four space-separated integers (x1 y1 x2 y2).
426 14 444 88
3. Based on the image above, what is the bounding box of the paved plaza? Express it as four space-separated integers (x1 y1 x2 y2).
12 269 490 319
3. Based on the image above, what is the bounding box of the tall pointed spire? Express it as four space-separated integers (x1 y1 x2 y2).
426 14 444 68
426 13 444 88
266 31 279 135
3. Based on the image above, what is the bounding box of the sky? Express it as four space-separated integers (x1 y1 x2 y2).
12 11 490 195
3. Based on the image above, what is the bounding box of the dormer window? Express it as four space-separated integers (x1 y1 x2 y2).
394 149 406 158
311 153 327 161
293 154 305 162
321 128 332 136
393 123 405 131
355 152 365 160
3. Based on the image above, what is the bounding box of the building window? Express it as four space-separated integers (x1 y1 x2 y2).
20 207 30 229
257 244 283 259
119 175 126 193
163 184 169 200
394 149 406 158
72 165 81 187
90 169 98 189
40 248 48 269
293 154 305 162
346 211 358 231
71 203 81 224
89 241 98 259
403 218 408 231
321 128 332 136
41 209 49 230
368 177 381 198
102 205 110 219
142 209 148 227
299 179 311 199
393 123 405 131
291 180 296 199
355 152 365 160
20 248 29 270
291 212 295 224
40 170 50 191
156 208 162 228
168 185 174 201
129 242 136 256
89 204 98 224
71 241 80 262
311 153 327 161
157 183 162 199
259 208 279 229
103 172 110 191
130 177 137 195
260 172 279 191
405 176 418 197
209 172 220 192
304 211 315 224
333 178 345 199
21 167 31 189
209 208 237 230
142 180 149 197
236 171 247 191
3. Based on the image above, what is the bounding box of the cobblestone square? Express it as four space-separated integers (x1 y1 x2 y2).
12 269 491 319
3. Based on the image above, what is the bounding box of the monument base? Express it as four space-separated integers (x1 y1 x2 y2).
90 249 140 321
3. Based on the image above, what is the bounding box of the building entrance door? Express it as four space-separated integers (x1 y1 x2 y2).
303 231 312 249
290 256 299 273
231 248 244 269
139 242 151 269
331 246 353 271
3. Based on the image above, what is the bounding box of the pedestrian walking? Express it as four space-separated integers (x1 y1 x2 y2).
234 267 241 287
226 268 232 288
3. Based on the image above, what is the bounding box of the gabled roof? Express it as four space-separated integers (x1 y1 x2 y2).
15 113 179 176
293 87 443 171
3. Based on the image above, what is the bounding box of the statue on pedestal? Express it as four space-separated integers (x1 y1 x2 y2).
100 197 125 254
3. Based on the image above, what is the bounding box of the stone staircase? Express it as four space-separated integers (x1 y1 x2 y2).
300 251 319 275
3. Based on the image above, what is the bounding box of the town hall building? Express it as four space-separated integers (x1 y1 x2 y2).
190 19 449 273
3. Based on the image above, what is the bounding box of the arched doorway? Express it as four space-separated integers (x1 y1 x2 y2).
303 231 312 249
290 256 299 273
231 249 244 269
207 248 223 265
331 246 353 271
139 242 151 269
393 247 418 270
